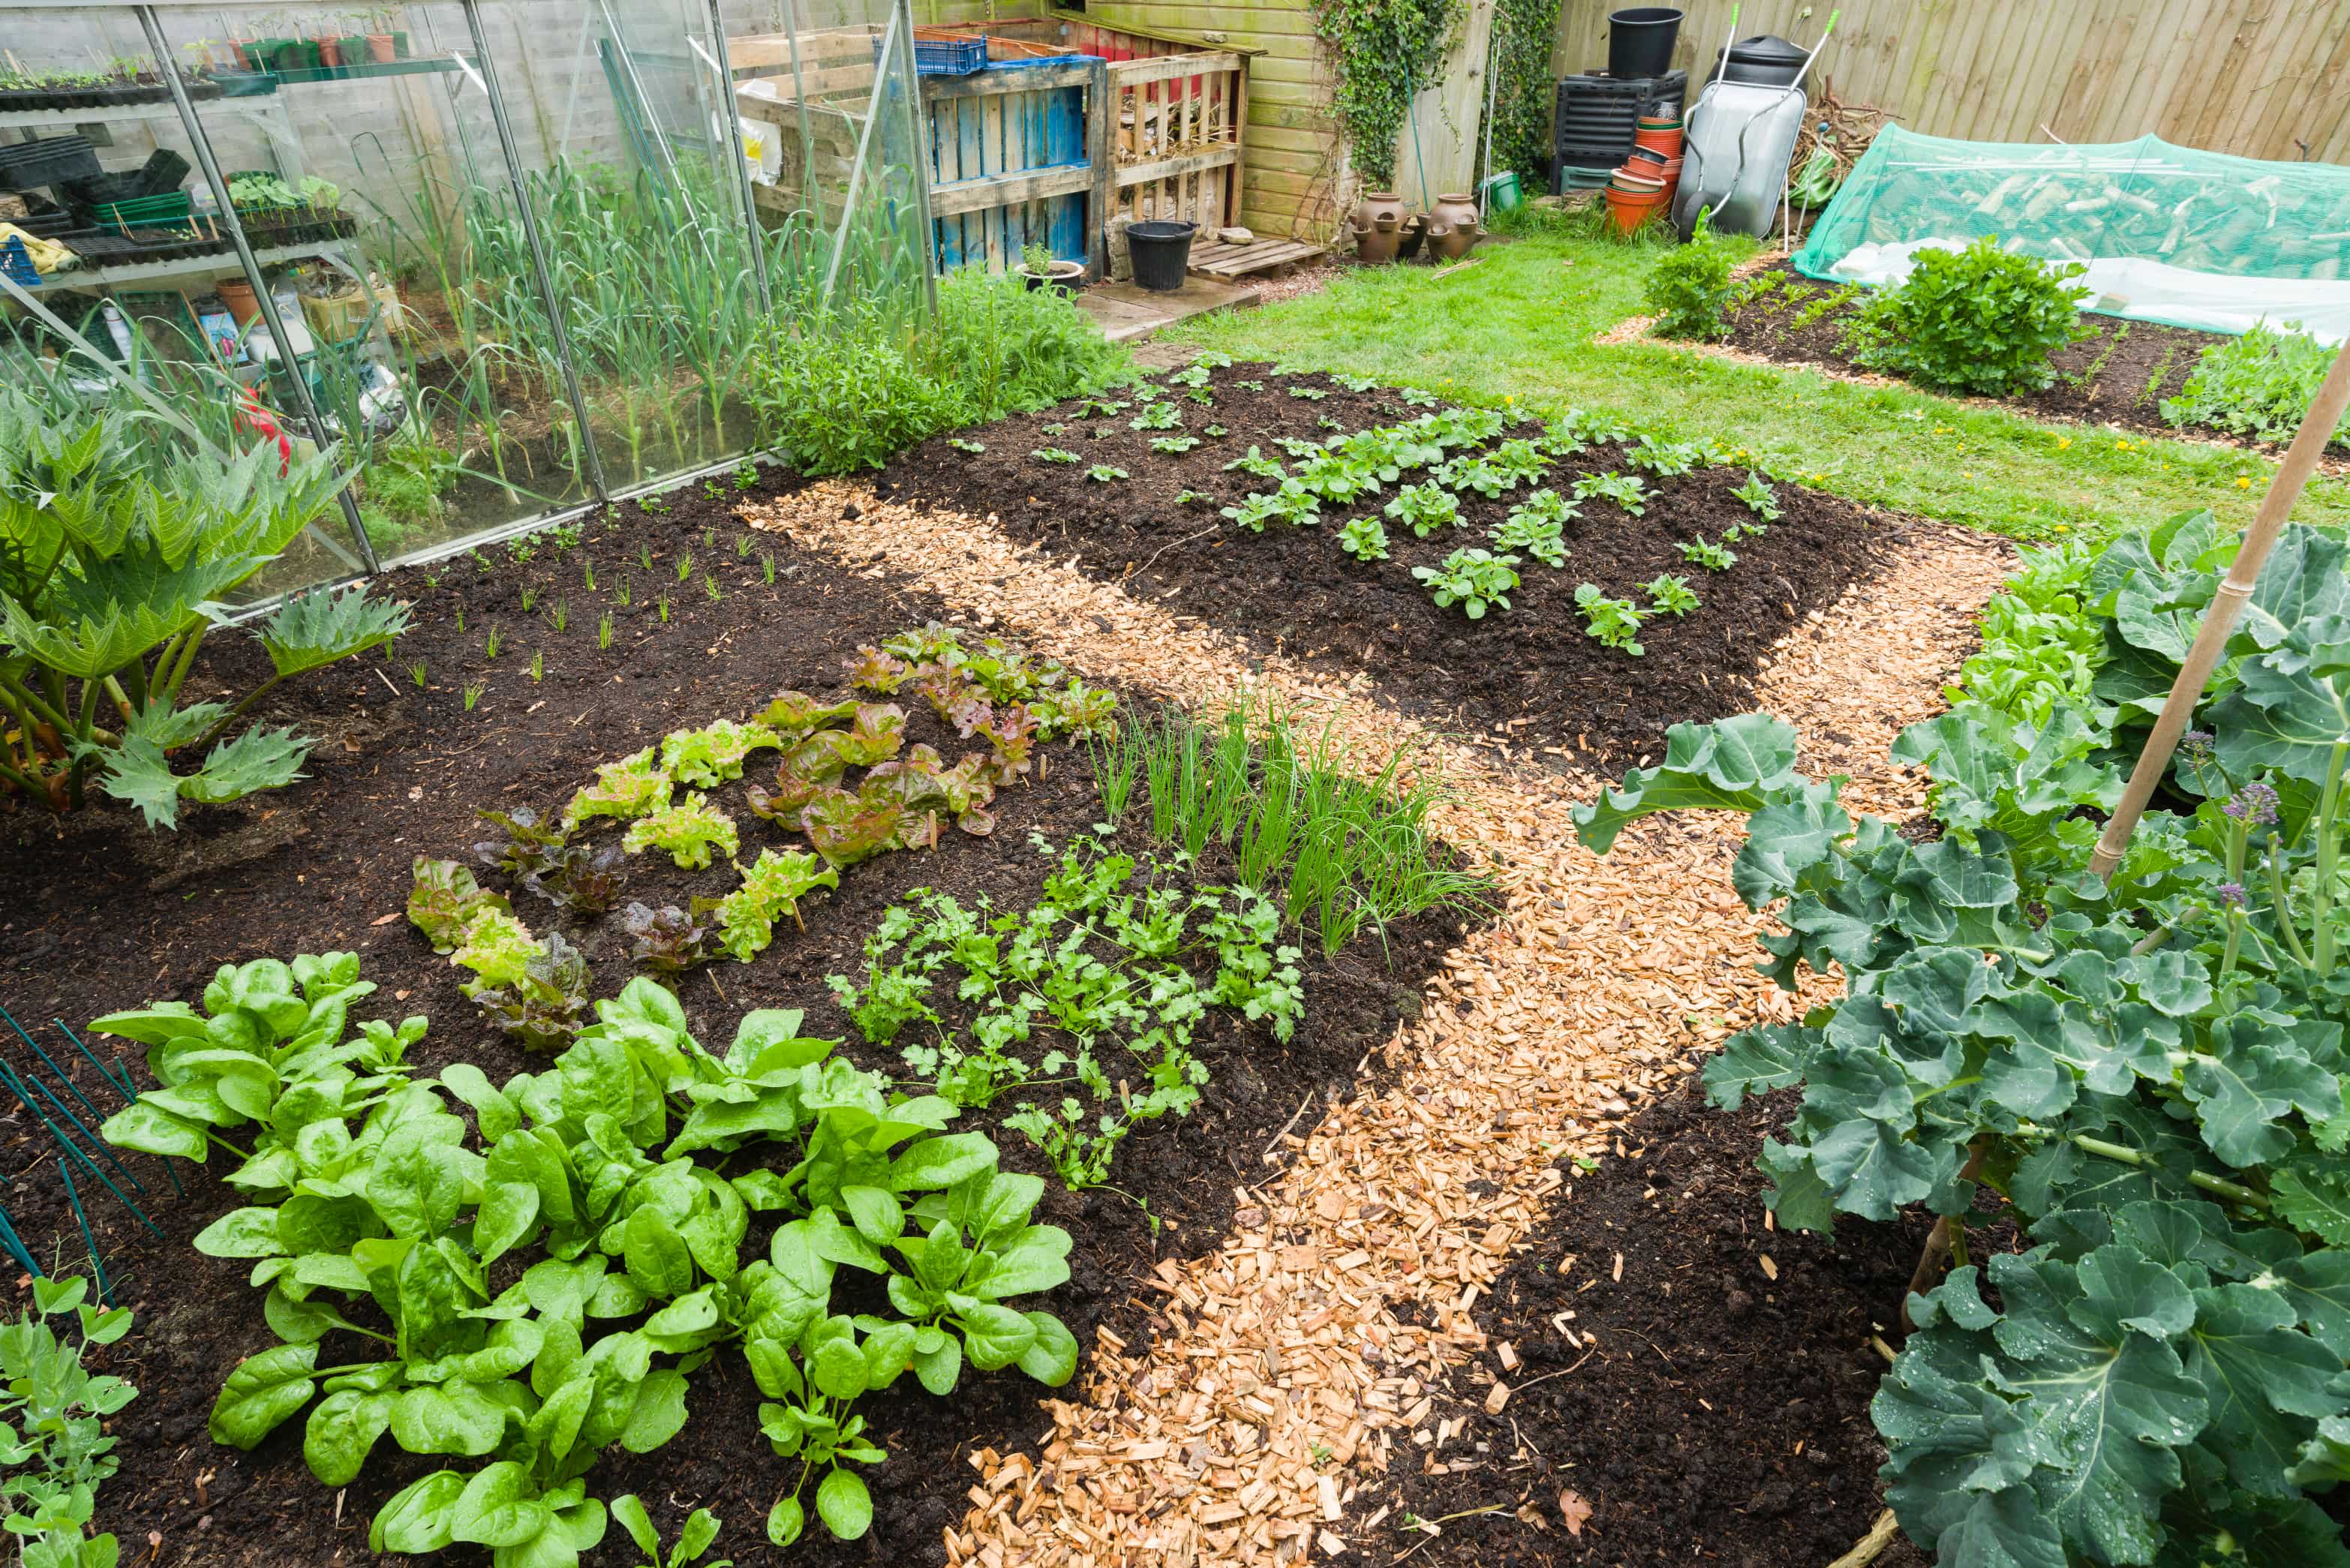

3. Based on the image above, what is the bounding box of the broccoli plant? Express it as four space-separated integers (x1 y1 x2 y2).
1573 584 1645 653
1678 536 1738 572
1412 549 1520 620
1643 574 1700 617
1336 515 1391 563
1383 483 1461 538
1571 471 1649 515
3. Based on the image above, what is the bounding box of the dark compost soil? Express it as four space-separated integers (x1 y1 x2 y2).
1716 260 2273 449
1360 1074 1940 1568
882 363 1890 769
0 469 1471 1568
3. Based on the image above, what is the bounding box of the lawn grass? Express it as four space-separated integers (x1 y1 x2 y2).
1165 224 2350 545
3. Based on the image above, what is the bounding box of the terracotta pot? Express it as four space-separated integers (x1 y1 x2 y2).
215 277 262 326
1425 191 1484 258
1396 211 1429 260
1426 221 1477 263
317 37 341 68
1606 186 1669 235
368 33 395 62
1348 191 1408 264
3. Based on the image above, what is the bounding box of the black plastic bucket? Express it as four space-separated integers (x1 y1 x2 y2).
1127 220 1196 292
1606 8 1683 79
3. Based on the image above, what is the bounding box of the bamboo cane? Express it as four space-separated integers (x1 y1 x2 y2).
2088 335 2350 880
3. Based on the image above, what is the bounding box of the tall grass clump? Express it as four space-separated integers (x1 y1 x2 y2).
748 266 1128 476
1091 703 1490 956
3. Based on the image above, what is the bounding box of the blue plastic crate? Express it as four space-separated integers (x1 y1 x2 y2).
875 30 987 77
0 236 43 288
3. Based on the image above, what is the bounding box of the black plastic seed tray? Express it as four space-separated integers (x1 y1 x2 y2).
0 135 104 192
59 226 232 266
0 77 221 112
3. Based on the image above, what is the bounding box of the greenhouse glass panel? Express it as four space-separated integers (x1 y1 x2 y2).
0 2 382 599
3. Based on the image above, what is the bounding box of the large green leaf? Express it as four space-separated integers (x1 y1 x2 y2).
256 585 411 679
1571 713 1810 854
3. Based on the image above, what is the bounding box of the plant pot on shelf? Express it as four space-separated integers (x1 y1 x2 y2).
317 37 342 68
1012 257 1084 296
367 33 395 62
392 31 411 58
215 276 263 326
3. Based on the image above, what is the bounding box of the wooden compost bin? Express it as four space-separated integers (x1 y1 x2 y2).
730 14 1249 281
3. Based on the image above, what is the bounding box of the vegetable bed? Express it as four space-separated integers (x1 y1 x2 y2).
1717 262 2235 446
882 362 1887 765
1369 1075 1942 1568
0 471 1477 1567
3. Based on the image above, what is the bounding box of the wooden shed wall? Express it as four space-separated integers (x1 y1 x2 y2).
1047 0 1340 239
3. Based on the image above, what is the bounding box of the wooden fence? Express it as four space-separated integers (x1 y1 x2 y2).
1553 0 2350 164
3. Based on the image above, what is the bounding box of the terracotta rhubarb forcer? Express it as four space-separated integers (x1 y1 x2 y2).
1348 190 1410 263
1426 192 1485 261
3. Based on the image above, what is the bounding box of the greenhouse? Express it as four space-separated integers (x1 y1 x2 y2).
1 0 933 597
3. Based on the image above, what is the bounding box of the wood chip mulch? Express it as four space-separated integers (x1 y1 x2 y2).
740 485 2014 1566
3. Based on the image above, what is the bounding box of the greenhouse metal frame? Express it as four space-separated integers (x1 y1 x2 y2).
0 0 938 603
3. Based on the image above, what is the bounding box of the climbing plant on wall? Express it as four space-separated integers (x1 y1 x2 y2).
1312 0 1465 192
1487 0 1562 188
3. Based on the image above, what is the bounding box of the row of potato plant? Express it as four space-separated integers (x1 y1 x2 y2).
1573 509 2350 1566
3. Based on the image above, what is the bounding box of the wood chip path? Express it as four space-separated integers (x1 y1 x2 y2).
741 487 2014 1566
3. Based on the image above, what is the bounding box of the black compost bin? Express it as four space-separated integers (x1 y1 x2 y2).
1711 34 1808 86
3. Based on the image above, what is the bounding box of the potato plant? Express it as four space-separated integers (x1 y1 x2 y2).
1573 584 1645 653
1412 548 1519 620
1384 483 1462 539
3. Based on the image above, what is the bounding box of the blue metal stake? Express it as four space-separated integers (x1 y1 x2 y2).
0 1068 161 1239
50 1016 182 1197
54 1159 111 1308
48 1018 137 1102
0 1196 42 1282
1 1005 125 1149
2 1056 149 1200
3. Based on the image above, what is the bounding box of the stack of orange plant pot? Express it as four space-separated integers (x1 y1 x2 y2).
1605 112 1686 234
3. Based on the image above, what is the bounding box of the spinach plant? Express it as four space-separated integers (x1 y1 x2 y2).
98 961 1077 1562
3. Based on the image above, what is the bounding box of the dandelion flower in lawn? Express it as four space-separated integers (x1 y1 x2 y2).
2057 436 2073 450
2237 475 2254 488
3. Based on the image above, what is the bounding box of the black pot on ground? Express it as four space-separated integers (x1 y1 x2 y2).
1014 257 1085 296
1127 220 1196 292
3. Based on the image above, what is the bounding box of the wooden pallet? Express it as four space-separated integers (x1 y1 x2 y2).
1187 237 1326 278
